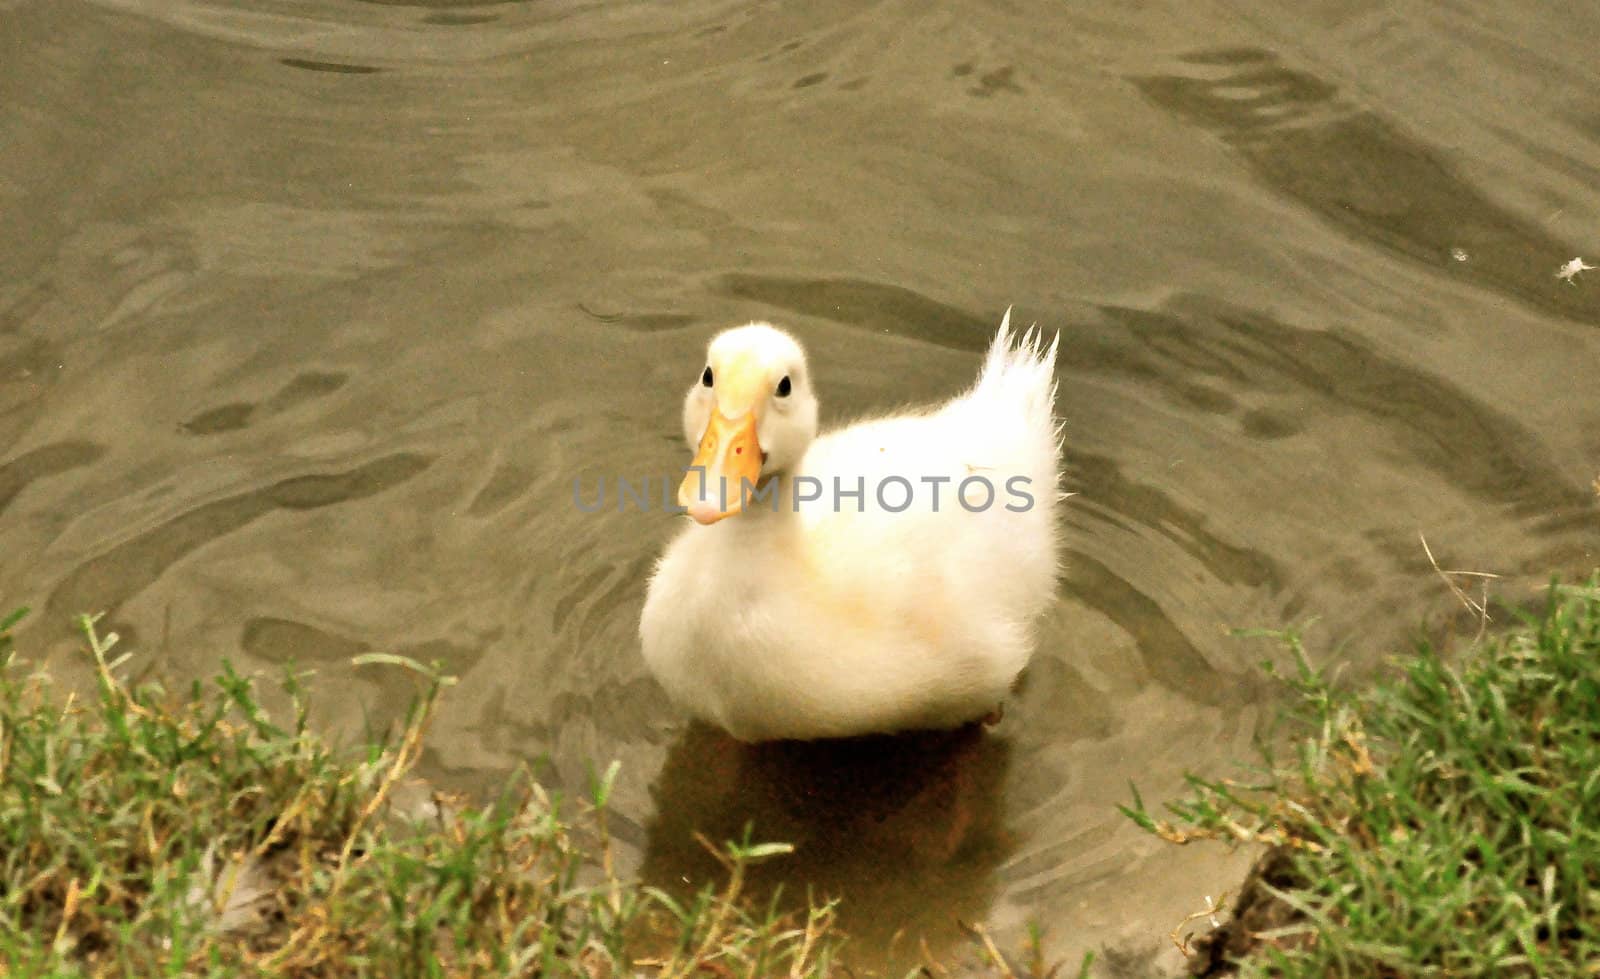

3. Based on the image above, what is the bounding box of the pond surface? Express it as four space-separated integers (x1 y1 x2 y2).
3 0 1598 970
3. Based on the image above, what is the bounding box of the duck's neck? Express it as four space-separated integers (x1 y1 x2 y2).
708 472 801 540
743 472 801 523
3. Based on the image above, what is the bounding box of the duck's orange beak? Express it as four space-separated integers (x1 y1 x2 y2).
679 408 763 524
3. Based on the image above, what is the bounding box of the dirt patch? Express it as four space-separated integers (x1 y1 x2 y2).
1185 846 1310 976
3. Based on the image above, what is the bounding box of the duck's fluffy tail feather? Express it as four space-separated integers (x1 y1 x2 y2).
975 307 1061 443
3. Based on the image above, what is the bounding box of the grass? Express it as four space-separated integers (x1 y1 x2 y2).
0 608 1084 978
35 571 1595 977
0 609 848 977
1123 577 1600 976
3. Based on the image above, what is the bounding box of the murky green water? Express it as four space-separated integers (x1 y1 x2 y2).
3 0 1597 970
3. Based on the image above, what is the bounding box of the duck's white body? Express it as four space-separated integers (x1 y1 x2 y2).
640 314 1062 741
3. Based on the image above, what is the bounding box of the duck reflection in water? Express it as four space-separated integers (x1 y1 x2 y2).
638 721 1015 969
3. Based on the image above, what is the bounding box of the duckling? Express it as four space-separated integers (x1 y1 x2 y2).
640 313 1062 741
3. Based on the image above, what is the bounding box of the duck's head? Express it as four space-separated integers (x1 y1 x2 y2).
678 323 818 525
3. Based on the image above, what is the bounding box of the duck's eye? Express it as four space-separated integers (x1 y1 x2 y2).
701 366 713 387
776 375 792 398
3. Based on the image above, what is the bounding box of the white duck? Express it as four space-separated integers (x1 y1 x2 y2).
639 312 1062 742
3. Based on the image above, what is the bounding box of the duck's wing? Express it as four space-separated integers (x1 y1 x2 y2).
791 317 1062 614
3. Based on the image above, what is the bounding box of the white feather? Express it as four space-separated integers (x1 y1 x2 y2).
640 314 1063 741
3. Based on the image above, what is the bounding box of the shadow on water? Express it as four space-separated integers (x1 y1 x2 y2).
1068 295 1595 526
1133 49 1600 326
43 453 433 636
714 274 997 352
639 722 1014 970
1060 549 1246 708
180 370 349 436
279 59 383 75
0 441 105 517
